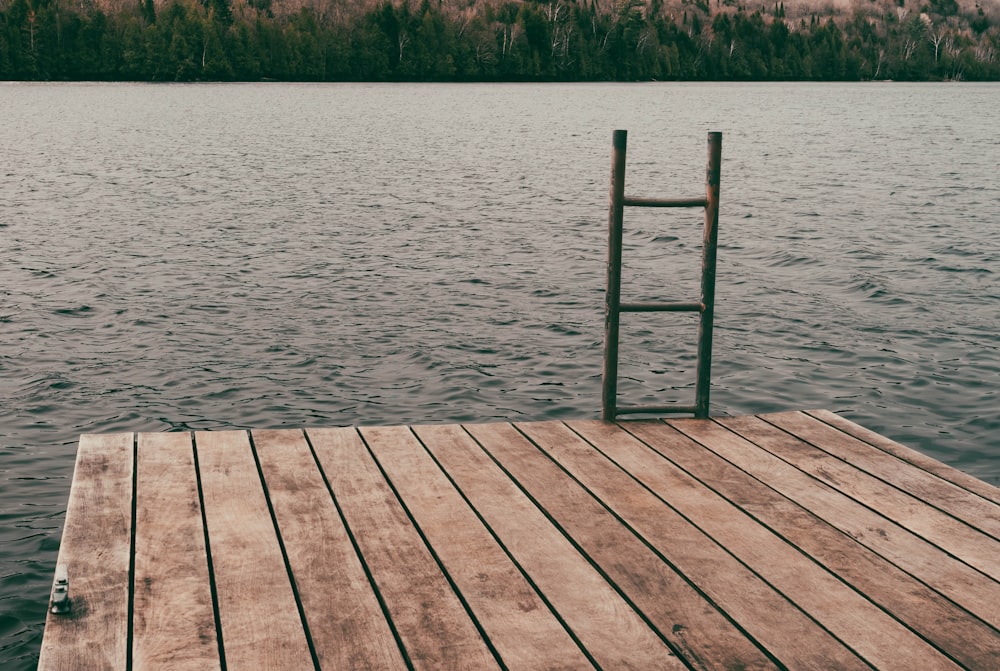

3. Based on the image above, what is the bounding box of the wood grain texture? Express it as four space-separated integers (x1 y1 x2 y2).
41 412 1000 671
417 423 691 670
195 430 313 670
370 424 593 671
253 429 406 670
713 414 1000 630
574 418 962 671
37 433 134 671
633 418 1000 671
463 421 778 671
132 432 220 670
766 411 1000 540
309 426 499 671
727 413 1000 581
518 420 872 671
807 409 1000 505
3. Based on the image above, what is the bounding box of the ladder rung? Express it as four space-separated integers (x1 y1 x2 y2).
620 302 703 313
602 131 723 423
623 196 707 208
615 405 698 416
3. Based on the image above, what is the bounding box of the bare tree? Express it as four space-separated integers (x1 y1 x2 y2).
27 8 36 53
398 30 410 65
927 27 944 61
975 41 995 63
873 48 885 78
920 14 947 63
901 36 917 61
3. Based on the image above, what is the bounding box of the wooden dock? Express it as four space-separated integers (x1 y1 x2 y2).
38 410 1000 670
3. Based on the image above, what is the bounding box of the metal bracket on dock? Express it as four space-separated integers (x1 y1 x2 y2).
50 564 70 614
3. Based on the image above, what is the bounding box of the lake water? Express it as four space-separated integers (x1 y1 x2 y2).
1 81 998 669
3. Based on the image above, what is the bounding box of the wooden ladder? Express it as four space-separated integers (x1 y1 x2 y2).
602 130 722 420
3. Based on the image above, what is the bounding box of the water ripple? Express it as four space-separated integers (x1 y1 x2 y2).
2 81 1000 670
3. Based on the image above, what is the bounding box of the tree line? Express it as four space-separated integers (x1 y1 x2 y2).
1 0 997 81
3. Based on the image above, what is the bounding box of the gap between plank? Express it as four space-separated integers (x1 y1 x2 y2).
247 430 321 671
356 427 509 671
192 432 228 671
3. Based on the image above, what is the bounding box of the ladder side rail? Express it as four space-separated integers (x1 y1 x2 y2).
694 132 723 418
602 130 628 421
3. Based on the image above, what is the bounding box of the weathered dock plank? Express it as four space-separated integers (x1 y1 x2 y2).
807 409 1000 505
252 428 405 670
39 411 1000 671
196 430 313 670
574 418 963 671
518 420 873 671
363 424 593 670
633 418 1000 670
463 421 779 671
310 426 499 670
38 434 133 671
766 411 1000 539
724 414 1000 581
132 432 218 671
413 422 683 670
699 414 1000 630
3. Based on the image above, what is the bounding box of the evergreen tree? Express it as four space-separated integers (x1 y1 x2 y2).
0 0 998 81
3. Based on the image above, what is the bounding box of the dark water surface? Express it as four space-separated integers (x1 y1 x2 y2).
2 81 998 668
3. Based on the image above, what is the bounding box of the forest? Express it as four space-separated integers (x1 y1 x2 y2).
1 0 998 81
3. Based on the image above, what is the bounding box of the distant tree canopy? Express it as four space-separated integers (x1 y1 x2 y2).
0 0 997 81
